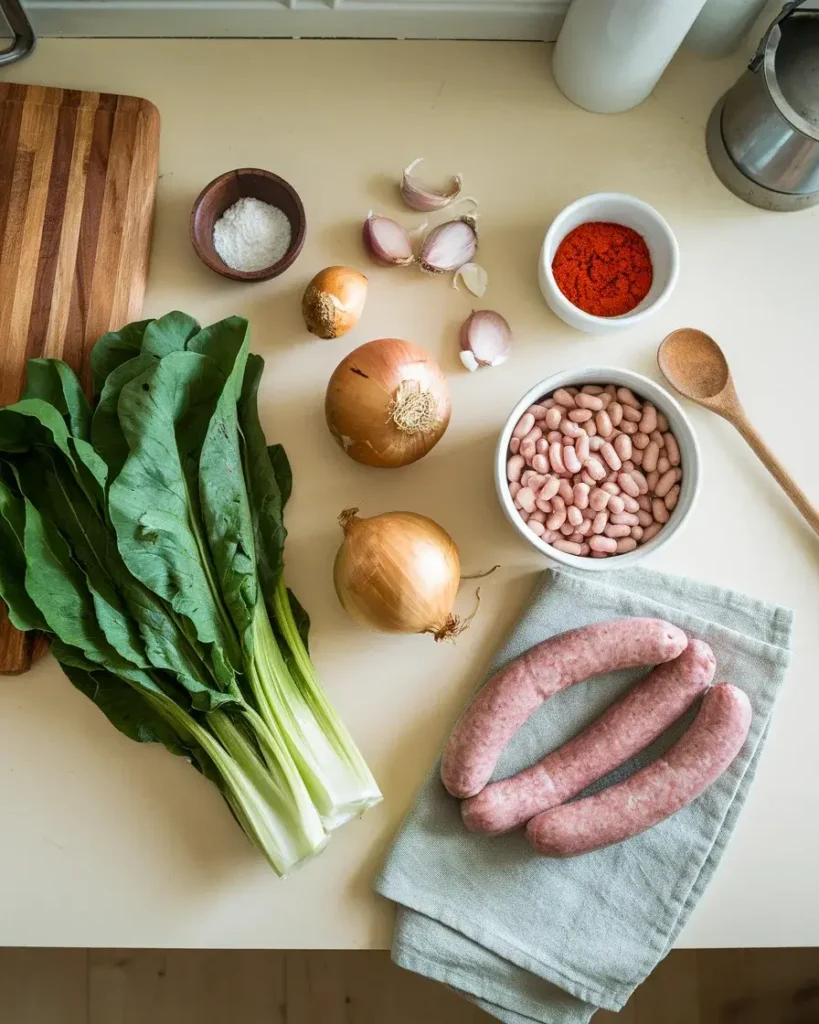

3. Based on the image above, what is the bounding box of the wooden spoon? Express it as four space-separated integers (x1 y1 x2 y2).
658 328 819 535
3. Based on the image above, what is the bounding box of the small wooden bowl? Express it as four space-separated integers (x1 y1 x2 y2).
190 168 306 282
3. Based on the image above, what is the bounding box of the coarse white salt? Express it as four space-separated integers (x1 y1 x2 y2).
213 197 292 273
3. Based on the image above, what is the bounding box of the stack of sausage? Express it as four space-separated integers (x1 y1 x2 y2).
441 619 751 857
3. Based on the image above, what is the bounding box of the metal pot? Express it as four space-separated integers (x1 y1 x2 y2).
707 0 819 210
0 0 35 67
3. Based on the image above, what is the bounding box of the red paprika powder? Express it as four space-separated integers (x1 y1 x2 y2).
551 221 652 318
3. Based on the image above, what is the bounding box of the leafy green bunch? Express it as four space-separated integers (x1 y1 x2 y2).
0 312 381 875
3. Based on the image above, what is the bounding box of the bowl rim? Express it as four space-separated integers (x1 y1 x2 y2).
190 167 307 283
494 367 701 571
539 191 680 327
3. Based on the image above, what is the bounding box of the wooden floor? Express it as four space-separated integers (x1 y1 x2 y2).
2 948 819 1023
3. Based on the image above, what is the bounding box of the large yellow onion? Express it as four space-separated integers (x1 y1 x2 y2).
334 508 465 641
325 338 451 468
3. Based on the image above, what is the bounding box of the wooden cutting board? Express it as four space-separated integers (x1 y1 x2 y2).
0 83 160 674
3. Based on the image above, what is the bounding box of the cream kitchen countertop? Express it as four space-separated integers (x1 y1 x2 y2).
1 40 817 950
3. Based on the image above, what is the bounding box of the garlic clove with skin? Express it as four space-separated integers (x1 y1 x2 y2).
453 262 489 297
400 157 462 212
419 216 478 274
459 310 512 372
363 213 415 267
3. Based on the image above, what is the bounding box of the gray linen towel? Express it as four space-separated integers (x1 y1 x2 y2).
374 567 793 1023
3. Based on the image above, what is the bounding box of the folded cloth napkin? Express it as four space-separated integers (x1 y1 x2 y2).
374 567 793 1024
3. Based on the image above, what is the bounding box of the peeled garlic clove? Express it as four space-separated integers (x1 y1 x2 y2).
363 213 415 267
453 262 488 297
400 157 462 212
419 216 478 274
459 310 512 372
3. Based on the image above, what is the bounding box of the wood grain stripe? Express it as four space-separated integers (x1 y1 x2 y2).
0 90 25 256
43 97 100 359
25 99 80 362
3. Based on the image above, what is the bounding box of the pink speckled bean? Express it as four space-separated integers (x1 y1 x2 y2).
567 504 583 527
652 498 670 524
599 442 622 471
507 455 525 482
621 459 635 473
595 410 613 437
642 441 659 473
530 510 546 524
553 389 576 408
592 511 609 534
551 495 566 513
563 446 582 474
520 440 536 462
580 471 596 488
630 469 649 495
536 497 552 514
560 522 575 536
517 487 536 513
588 435 604 452
542 529 560 544
560 419 584 439
589 488 610 512
509 481 521 499
539 475 560 501
620 420 638 435
631 525 644 540
545 407 562 430
591 551 609 559
607 495 625 515
641 522 662 542
522 426 543 445
547 430 562 443
656 412 669 433
615 387 639 407
528 519 545 537
573 483 590 510
599 392 613 409
582 384 604 395
575 393 603 411
521 470 536 487
637 494 651 511
650 430 665 447
586 419 597 436
633 432 650 450
509 437 521 454
568 408 593 423
575 434 590 462
664 485 680 511
605 523 631 539
631 448 644 466
639 404 657 435
657 456 671 474
664 433 680 466
513 412 535 440
601 481 620 496
547 508 567 531
589 535 617 553
608 402 623 427
553 539 583 555
558 478 574 503
646 470 659 492
585 457 606 482
611 511 639 526
616 537 638 553
621 404 642 422
529 404 548 420
613 433 632 461
621 494 639 513
637 509 653 527
655 469 677 498
576 518 592 537
582 506 596 520
617 473 640 498
579 542 591 555
532 453 550 475
549 443 566 475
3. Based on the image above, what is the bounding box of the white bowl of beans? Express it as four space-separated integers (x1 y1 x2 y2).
495 368 700 570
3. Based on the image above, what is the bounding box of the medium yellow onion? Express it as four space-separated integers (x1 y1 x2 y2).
325 338 451 468
302 265 368 339
334 508 466 641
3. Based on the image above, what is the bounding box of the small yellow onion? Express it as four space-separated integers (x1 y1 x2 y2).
325 338 450 468
334 508 467 641
302 265 368 339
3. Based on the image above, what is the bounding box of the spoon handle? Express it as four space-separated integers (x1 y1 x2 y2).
730 413 819 536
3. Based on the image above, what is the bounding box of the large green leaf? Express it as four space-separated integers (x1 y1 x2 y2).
0 471 48 632
91 353 157 479
91 319 153 396
267 443 293 510
141 311 201 360
23 359 92 440
109 351 243 693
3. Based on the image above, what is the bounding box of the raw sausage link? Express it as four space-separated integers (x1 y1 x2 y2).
526 683 751 857
440 619 689 799
461 640 715 835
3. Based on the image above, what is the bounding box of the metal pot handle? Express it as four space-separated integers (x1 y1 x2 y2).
749 0 806 71
0 0 35 67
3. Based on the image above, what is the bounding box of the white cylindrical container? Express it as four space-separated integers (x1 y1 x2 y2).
552 0 709 114
685 0 769 57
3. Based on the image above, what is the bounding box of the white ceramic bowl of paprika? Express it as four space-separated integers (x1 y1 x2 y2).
538 192 679 335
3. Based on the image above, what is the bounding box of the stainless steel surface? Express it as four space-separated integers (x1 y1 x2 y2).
709 1 819 206
0 0 35 67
